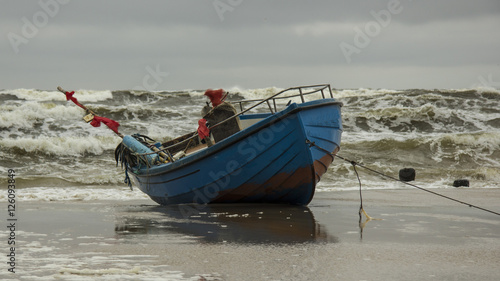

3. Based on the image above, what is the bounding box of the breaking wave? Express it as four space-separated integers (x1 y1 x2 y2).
1 86 499 201
0 135 120 157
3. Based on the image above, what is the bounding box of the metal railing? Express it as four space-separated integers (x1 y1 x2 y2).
233 84 333 114
132 84 335 163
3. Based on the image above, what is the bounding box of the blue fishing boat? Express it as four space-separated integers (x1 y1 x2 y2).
115 84 343 205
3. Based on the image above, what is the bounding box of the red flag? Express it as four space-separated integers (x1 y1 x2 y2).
197 118 210 139
64 91 85 109
60 88 122 136
90 115 121 135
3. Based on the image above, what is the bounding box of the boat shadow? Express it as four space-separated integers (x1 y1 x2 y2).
115 204 338 244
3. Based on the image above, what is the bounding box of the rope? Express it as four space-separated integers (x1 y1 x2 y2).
350 161 377 223
352 163 365 223
307 140 500 217
353 163 363 211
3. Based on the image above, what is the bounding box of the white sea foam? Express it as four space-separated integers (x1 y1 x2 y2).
231 86 284 100
186 89 205 97
0 186 149 202
0 135 120 156
0 101 84 129
186 86 285 101
333 88 403 99
317 172 500 192
0 88 113 102
467 86 500 94
427 132 500 166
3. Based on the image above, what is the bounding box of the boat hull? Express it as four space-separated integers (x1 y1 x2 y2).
128 99 342 205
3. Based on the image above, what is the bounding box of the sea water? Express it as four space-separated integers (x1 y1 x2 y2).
1 86 500 280
1 86 499 202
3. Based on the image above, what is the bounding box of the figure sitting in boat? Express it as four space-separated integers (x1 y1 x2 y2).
199 88 242 146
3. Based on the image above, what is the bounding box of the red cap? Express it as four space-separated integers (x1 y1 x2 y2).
204 89 224 107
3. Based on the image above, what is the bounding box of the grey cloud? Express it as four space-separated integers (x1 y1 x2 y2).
1 0 499 90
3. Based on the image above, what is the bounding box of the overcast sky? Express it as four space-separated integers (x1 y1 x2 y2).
1 0 499 91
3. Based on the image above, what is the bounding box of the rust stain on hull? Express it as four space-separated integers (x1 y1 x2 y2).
211 146 339 204
211 165 315 204
313 146 339 183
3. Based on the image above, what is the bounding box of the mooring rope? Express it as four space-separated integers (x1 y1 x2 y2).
307 141 500 217
350 162 376 223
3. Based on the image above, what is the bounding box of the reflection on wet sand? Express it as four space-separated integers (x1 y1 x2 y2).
115 204 338 244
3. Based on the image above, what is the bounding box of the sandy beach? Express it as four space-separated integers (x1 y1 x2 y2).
3 188 500 280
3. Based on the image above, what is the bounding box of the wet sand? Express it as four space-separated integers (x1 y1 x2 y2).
5 188 500 280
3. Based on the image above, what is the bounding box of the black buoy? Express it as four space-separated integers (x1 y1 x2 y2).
453 179 470 187
399 168 416 182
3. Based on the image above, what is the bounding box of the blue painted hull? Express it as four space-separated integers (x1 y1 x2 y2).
128 99 342 205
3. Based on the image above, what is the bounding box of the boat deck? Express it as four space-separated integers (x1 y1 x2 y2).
185 143 208 155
